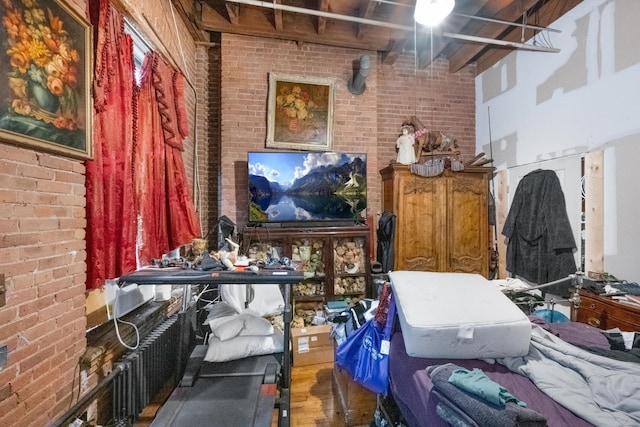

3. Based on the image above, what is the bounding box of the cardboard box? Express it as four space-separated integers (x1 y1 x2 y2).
291 324 333 352
292 345 334 367
291 324 334 366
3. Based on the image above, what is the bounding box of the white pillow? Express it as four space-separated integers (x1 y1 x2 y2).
204 302 238 325
221 284 284 316
240 313 274 336
209 313 275 341
204 330 284 363
210 315 245 341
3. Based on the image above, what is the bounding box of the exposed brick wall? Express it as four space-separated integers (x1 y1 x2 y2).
219 34 476 226
377 55 477 168
0 144 87 426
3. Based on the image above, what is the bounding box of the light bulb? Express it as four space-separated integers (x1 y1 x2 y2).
414 0 455 27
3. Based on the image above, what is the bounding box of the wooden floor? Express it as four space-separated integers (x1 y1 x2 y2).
134 361 373 427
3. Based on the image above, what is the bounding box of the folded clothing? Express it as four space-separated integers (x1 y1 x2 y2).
448 367 526 407
427 363 547 427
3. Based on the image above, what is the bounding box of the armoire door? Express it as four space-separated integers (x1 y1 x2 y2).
446 174 489 276
395 174 442 271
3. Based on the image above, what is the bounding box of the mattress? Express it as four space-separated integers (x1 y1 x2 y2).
388 271 531 359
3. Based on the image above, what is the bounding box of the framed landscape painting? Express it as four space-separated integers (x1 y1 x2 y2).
266 73 334 152
0 0 93 159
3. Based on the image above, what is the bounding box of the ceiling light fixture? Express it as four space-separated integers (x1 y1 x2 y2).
414 0 455 27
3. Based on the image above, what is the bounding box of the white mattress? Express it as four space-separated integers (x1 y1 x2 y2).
389 271 531 359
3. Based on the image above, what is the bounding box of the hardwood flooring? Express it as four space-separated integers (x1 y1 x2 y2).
134 361 373 427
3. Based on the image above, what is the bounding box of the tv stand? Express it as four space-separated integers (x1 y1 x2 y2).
241 224 372 324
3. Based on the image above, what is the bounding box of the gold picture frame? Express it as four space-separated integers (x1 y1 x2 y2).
266 73 334 151
0 0 93 159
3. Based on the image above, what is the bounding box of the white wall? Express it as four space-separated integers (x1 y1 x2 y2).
476 0 640 283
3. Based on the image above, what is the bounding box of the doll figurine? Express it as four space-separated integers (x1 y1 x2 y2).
396 125 417 165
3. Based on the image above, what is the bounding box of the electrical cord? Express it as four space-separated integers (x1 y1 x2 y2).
105 286 140 351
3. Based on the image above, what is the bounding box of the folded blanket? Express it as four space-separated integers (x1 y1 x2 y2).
427 363 547 427
433 389 480 427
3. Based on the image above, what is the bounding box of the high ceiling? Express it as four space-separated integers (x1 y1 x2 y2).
172 0 583 74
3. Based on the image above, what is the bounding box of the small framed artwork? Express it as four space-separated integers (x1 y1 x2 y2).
266 73 335 152
0 0 93 159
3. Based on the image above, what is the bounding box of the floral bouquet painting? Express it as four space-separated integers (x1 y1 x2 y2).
267 73 334 151
0 0 91 158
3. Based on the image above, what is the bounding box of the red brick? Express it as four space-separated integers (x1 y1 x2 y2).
16 163 55 180
0 394 20 420
0 218 20 236
37 276 73 297
0 313 37 344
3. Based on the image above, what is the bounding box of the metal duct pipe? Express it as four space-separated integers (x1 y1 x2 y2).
348 55 371 95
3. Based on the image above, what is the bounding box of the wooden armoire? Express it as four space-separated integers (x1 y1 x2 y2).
380 163 493 277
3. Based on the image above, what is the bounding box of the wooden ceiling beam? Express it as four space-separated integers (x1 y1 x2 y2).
382 37 408 64
171 0 207 42
225 2 240 24
273 0 283 30
357 0 379 40
318 0 329 35
200 2 393 51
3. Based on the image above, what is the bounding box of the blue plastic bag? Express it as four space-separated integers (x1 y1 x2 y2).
334 293 396 395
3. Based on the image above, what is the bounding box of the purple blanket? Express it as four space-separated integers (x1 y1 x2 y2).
388 319 606 427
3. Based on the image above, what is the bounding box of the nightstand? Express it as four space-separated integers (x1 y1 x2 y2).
573 290 640 331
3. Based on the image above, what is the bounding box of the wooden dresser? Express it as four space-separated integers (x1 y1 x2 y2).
573 290 640 331
380 163 493 277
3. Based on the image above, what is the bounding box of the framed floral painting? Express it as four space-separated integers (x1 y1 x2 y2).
0 0 93 159
266 73 335 151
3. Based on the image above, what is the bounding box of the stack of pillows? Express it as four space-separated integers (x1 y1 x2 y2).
204 302 284 362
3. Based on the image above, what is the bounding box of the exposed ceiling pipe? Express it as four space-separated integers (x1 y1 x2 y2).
452 12 561 33
348 55 371 95
440 31 559 52
224 0 560 53
369 0 560 33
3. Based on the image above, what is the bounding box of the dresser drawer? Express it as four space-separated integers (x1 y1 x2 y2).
576 292 640 331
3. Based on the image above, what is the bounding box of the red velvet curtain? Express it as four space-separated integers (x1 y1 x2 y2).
136 52 201 266
85 0 137 289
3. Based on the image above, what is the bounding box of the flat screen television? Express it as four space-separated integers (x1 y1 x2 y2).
248 151 367 224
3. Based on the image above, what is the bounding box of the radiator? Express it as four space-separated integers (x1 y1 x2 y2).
112 313 181 425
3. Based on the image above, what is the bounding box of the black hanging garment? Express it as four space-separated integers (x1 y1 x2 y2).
377 212 396 273
213 215 236 250
502 169 577 289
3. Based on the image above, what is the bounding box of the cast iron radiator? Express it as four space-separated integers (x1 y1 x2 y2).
112 313 181 425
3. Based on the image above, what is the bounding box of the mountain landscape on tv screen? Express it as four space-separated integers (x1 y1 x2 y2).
248 153 367 222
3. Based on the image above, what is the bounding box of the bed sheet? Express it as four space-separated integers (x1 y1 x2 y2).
388 323 598 427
